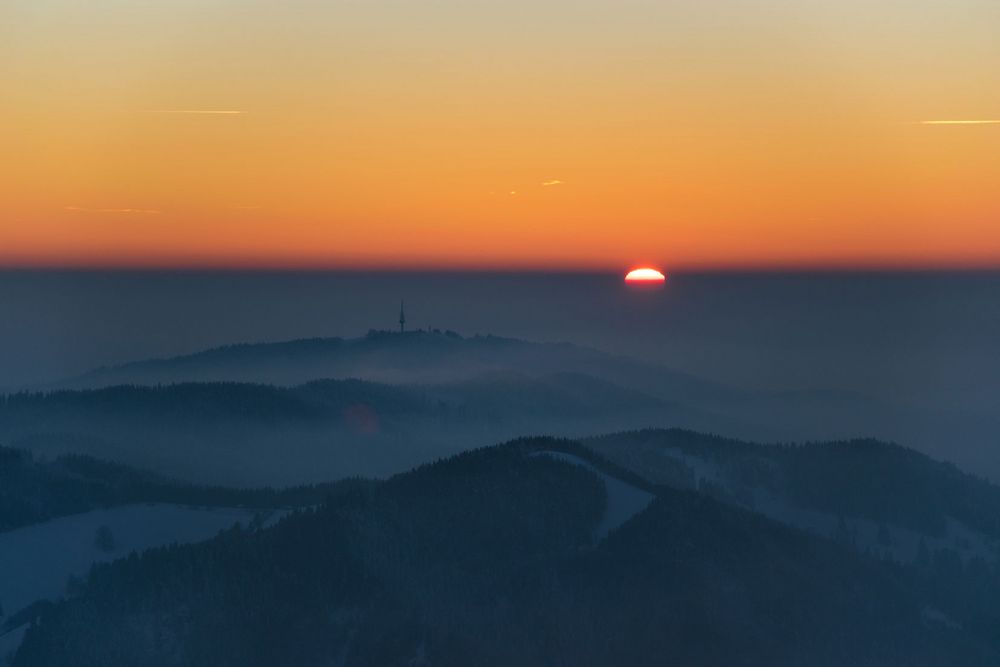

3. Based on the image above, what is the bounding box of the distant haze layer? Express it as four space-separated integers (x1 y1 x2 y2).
1 270 996 413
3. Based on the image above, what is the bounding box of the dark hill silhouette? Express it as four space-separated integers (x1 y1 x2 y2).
51 329 1000 480
586 428 1000 541
12 438 998 666
0 375 739 485
583 428 1000 640
63 330 729 403
64 331 722 393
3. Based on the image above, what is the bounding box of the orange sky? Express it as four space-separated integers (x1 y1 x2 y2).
1 0 998 270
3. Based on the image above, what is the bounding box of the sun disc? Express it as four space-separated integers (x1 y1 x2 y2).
625 268 666 283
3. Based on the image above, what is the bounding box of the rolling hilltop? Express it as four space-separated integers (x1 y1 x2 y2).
0 374 729 485
5 327 1000 663
20 328 1000 481
62 329 725 400
11 438 1000 666
0 444 354 533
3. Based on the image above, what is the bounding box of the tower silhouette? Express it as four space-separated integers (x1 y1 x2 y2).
399 300 406 333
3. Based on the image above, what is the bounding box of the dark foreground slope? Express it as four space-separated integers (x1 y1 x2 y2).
13 439 997 667
586 429 1000 540
585 428 1000 646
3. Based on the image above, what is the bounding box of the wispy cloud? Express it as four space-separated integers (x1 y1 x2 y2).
65 206 163 214
541 179 564 186
919 119 1000 125
138 110 245 115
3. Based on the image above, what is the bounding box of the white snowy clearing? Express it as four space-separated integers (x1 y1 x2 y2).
0 504 264 662
534 451 655 539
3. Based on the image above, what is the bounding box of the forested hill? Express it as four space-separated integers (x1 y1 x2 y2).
51 328 1000 481
0 376 730 486
0 445 363 533
12 438 1000 666
585 428 1000 541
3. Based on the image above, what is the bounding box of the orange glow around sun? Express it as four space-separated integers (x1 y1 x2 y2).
1 1 999 270
625 268 666 283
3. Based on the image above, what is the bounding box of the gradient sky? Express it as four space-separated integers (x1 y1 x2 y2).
1 0 998 269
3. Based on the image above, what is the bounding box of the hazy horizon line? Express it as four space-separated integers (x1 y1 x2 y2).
2 261 1000 276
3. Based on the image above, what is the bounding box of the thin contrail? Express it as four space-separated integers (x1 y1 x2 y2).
139 110 245 115
920 119 1000 125
65 206 162 214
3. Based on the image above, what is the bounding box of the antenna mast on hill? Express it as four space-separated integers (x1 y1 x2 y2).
399 300 406 333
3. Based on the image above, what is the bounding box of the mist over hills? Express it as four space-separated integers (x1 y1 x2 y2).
33 328 1000 481
62 329 723 398
1 372 729 486
5 323 1000 664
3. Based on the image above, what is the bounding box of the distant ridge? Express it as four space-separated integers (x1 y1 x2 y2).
60 329 728 403
40 328 1000 481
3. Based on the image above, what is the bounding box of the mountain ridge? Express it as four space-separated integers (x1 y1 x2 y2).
11 436 999 666
23 328 1000 481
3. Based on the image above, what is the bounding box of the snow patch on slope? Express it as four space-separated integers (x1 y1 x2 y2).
535 451 655 539
0 503 266 661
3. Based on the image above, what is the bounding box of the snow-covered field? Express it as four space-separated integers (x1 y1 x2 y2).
535 451 655 539
0 504 263 662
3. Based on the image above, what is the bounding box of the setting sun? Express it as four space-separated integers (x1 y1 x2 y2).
3 3 1000 664
625 268 666 283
